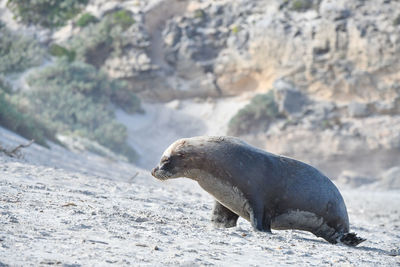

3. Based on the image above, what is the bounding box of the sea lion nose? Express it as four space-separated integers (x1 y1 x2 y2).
151 166 159 177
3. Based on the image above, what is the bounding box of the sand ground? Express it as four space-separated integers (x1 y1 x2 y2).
1 153 399 266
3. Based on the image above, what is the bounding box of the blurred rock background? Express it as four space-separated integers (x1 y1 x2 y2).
0 0 399 189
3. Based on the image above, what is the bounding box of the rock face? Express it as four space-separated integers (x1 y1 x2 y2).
5 0 399 103
242 0 400 103
246 110 400 179
273 79 310 118
117 0 400 103
3 0 400 102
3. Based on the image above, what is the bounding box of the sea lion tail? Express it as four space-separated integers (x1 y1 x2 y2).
339 233 366 246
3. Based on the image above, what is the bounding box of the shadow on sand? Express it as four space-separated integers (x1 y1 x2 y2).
297 236 392 256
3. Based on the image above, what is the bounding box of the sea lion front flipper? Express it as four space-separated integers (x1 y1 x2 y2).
250 205 272 233
211 201 239 228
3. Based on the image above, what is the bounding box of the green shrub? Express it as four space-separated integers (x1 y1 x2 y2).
69 9 136 67
26 61 141 112
24 61 140 162
0 81 55 147
194 9 205 19
231 25 240 34
49 44 76 62
290 0 313 12
109 79 143 114
70 20 113 67
0 77 12 94
228 91 281 136
110 10 135 29
0 23 45 74
76 13 99 27
7 0 88 28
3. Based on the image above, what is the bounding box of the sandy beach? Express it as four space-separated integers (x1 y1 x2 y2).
1 127 399 266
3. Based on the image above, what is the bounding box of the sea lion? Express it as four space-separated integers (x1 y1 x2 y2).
151 136 365 246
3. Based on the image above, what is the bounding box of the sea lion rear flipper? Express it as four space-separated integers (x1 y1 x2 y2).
211 201 239 228
339 233 366 246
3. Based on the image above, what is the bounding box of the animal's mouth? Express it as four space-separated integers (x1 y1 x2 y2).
151 166 171 181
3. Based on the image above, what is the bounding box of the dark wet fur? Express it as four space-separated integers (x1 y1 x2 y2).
152 136 367 246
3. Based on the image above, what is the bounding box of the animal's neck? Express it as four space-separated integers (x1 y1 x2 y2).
184 169 219 191
185 168 251 221
184 168 209 181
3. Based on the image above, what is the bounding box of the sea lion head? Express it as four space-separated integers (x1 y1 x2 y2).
151 136 230 180
151 138 193 180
